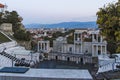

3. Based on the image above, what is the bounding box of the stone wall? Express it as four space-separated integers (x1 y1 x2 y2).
0 76 93 80
83 42 92 54
0 23 12 32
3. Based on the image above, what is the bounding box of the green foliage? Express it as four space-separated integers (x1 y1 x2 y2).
52 31 63 38
13 30 30 41
107 41 117 54
0 32 11 43
44 36 54 47
115 31 120 42
31 41 37 50
96 1 120 53
115 31 120 52
83 38 92 42
67 33 74 44
0 10 31 41
0 11 21 32
116 46 120 53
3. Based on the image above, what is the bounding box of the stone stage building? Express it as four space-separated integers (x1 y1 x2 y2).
37 29 107 64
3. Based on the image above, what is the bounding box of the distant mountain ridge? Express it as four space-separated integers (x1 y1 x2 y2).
25 21 97 29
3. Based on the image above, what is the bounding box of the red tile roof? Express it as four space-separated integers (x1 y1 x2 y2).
0 3 4 8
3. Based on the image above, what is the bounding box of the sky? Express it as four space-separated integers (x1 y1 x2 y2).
0 0 117 24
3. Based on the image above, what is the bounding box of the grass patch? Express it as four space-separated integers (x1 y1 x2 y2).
0 32 11 43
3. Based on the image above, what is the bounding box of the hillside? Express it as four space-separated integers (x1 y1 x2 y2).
0 32 11 43
25 21 97 29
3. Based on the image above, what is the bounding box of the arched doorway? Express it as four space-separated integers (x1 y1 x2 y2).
56 56 58 60
98 50 101 55
67 57 70 61
81 58 83 63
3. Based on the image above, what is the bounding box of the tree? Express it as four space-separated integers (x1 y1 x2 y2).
0 10 31 41
13 30 30 41
97 0 120 53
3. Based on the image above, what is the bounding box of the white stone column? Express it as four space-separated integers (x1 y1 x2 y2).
96 45 98 56
73 57 74 61
47 41 49 52
37 41 39 52
92 34 94 42
101 36 103 42
79 58 80 62
79 33 81 41
78 45 80 54
44 43 45 51
92 45 94 56
105 45 107 54
41 42 42 51
71 57 73 61
77 33 79 41
62 43 64 53
62 56 64 60
60 56 62 60
74 43 76 54
97 34 98 42
80 33 82 42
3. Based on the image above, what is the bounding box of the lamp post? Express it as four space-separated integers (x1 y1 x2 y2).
30 51 37 67
11 51 17 67
30 51 33 61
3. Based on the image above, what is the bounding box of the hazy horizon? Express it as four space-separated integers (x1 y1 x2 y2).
0 0 117 24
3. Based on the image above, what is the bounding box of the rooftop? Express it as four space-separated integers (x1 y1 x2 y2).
0 3 4 8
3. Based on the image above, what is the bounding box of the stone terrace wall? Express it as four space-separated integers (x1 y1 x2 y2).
0 76 93 80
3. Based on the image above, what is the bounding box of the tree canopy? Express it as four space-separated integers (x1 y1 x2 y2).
97 0 120 53
0 11 30 41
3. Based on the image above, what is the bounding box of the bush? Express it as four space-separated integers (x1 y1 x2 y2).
13 30 30 41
